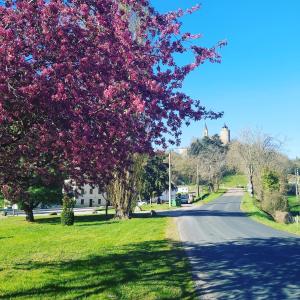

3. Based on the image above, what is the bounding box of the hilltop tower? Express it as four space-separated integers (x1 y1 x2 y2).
203 123 209 138
220 124 230 145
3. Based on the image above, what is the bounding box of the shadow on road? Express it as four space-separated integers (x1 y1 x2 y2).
185 237 300 299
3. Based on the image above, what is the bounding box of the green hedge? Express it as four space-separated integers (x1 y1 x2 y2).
61 195 75 226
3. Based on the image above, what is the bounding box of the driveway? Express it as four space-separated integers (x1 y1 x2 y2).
175 189 300 299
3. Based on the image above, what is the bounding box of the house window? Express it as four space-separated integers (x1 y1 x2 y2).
98 199 101 205
81 199 84 205
80 188 84 195
90 188 93 194
98 187 101 194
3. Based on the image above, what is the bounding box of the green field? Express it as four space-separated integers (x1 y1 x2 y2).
288 195 300 213
221 174 248 189
241 193 300 236
0 214 196 299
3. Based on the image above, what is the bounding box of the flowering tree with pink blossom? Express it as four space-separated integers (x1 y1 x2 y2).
0 0 224 220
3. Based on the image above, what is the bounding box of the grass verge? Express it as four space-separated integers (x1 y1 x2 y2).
288 195 300 213
0 213 196 299
220 174 247 189
193 190 226 206
140 203 173 211
241 193 300 236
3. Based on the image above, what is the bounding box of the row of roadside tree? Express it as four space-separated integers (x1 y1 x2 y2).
172 128 298 222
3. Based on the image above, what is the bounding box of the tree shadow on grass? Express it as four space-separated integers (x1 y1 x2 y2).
35 212 158 226
0 236 13 240
2 237 300 299
35 214 116 225
1 239 196 300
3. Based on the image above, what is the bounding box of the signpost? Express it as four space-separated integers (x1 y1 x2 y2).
12 204 18 216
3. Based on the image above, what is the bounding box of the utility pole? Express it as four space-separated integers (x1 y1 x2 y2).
296 168 299 199
168 151 172 207
197 164 200 198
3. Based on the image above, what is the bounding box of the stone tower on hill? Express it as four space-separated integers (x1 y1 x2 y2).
203 123 209 138
220 124 230 145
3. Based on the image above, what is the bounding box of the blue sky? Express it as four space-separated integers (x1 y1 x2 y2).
151 0 300 158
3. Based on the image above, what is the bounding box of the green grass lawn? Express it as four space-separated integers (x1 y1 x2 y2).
0 214 196 300
220 174 248 189
288 195 300 213
241 193 300 236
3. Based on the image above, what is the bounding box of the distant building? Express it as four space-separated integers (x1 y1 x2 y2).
178 186 189 194
220 124 231 145
203 123 209 138
152 188 178 202
64 181 177 207
177 148 188 156
75 184 107 207
64 180 107 207
203 123 231 145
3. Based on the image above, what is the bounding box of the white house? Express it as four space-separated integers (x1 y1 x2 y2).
74 184 107 207
64 180 107 207
178 186 189 194
64 180 177 207
150 188 177 203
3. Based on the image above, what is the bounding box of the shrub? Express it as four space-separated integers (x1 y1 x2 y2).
61 195 75 226
262 170 280 192
261 191 289 217
259 169 290 219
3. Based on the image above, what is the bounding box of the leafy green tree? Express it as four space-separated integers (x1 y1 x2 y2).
189 136 228 191
171 153 196 185
140 154 169 203
17 183 63 222
2 169 63 222
262 170 280 192
189 135 226 156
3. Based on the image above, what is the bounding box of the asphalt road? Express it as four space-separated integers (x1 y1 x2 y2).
176 189 300 300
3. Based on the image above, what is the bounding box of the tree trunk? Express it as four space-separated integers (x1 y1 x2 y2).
24 205 34 222
250 177 254 197
249 172 254 197
105 200 109 216
114 206 130 220
247 164 255 197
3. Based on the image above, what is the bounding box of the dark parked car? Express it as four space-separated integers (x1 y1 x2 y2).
180 194 189 204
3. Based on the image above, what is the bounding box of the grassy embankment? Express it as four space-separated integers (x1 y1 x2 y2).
241 193 300 236
220 174 248 189
192 174 248 206
193 190 226 206
288 195 300 213
0 213 196 300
